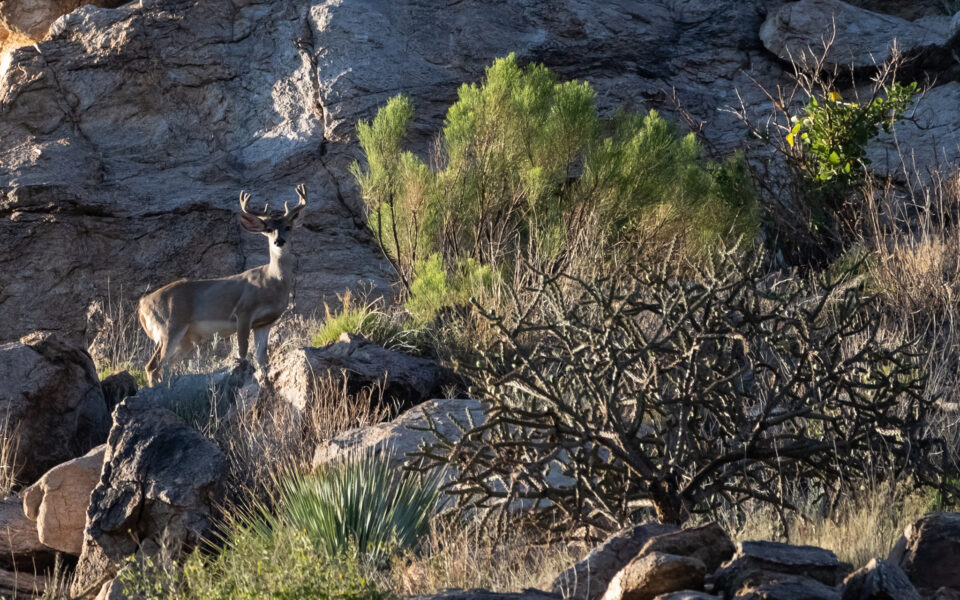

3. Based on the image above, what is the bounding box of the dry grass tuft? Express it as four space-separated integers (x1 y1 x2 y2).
384 519 585 596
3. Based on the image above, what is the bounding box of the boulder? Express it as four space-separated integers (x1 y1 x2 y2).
889 512 960 592
272 333 453 413
551 522 679 600
71 396 228 598
601 552 706 600
0 0 127 40
733 574 841 600
713 541 851 596
95 578 125 600
868 82 960 184
840 558 920 600
22 443 106 555
99 371 138 413
0 332 110 484
0 496 49 561
638 523 735 574
313 397 486 469
760 0 959 72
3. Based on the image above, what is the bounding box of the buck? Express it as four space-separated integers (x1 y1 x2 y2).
138 185 308 385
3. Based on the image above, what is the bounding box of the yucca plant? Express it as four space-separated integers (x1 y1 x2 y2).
274 450 442 564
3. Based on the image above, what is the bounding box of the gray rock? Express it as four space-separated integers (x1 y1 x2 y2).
868 82 960 185
0 496 51 564
760 0 958 71
639 523 735 574
0 332 109 485
99 370 138 413
714 541 851 596
601 552 706 600
889 512 960 593
733 574 841 600
841 558 920 600
71 395 228 597
313 397 486 469
272 333 451 413
551 522 679 600
0 0 126 39
653 593 719 600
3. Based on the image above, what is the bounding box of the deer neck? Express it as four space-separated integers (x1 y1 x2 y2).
267 244 296 282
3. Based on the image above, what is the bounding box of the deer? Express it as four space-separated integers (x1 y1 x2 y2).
138 184 308 386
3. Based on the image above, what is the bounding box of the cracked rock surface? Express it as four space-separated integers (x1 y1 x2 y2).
0 0 958 343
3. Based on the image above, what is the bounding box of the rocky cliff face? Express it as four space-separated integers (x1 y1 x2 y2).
0 0 957 343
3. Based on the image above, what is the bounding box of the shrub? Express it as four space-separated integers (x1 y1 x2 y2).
733 43 917 264
272 451 442 564
352 54 757 311
311 290 422 354
413 247 956 537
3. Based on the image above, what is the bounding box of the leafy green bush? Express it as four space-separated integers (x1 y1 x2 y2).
352 54 757 312
786 84 916 190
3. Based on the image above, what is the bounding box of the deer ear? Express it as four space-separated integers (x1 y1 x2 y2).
239 213 266 233
289 207 306 228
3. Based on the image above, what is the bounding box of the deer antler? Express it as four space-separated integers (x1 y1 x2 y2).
284 184 308 217
239 191 270 216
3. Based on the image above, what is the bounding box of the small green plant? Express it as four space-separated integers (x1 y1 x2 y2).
311 290 422 352
275 451 442 564
118 528 386 600
786 84 916 189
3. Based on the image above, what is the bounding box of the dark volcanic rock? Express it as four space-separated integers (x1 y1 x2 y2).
71 395 227 597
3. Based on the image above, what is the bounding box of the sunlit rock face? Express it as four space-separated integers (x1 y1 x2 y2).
0 0 956 343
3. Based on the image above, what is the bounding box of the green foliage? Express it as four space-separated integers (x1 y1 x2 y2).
271 451 441 564
353 54 757 313
407 254 494 324
312 290 422 353
786 83 917 190
118 528 385 600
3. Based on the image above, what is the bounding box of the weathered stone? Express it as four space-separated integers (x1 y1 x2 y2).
0 332 109 484
760 0 959 72
868 82 960 184
99 371 138 413
652 593 719 600
733 574 841 600
840 558 920 600
0 0 785 343
273 333 452 413
0 496 47 560
601 552 706 600
22 443 105 555
94 577 126 600
639 522 735 574
313 397 485 469
714 541 851 596
71 396 228 598
551 522 679 600
0 0 126 40
889 512 960 592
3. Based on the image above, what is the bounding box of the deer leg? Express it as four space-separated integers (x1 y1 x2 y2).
157 327 189 383
253 327 271 370
145 342 164 387
236 316 251 362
